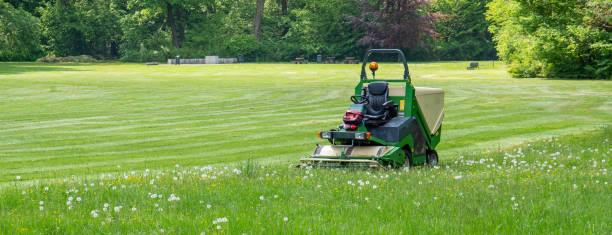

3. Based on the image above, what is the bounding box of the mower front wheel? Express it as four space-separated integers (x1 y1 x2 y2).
426 150 438 166
403 148 413 167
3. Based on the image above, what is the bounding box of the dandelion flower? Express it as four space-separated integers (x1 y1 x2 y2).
373 185 377 189
39 201 44 205
454 175 462 180
259 195 264 200
44 187 49 191
16 175 21 180
131 207 137 212
207 204 212 209
283 217 288 222
274 195 278 198
39 206 44 211
511 197 515 201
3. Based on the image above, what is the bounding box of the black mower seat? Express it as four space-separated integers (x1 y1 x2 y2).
365 82 388 119
364 82 397 125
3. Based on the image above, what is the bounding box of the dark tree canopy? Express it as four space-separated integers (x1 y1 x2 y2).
348 0 441 49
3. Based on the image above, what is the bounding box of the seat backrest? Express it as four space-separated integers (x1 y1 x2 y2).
365 82 389 116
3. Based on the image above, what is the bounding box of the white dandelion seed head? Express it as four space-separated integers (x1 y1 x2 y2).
207 204 212 209
283 217 288 222
16 176 21 180
259 195 264 200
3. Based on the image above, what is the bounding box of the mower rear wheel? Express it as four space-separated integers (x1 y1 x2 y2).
426 150 438 166
403 148 413 167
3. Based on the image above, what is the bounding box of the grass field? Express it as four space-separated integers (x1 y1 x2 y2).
0 62 610 183
0 62 611 233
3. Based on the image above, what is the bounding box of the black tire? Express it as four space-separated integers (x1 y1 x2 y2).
402 148 413 167
426 150 438 166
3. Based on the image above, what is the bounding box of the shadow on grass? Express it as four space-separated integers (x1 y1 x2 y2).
543 77 612 81
0 63 89 75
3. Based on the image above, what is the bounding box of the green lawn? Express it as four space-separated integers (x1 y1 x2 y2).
0 62 609 183
0 62 611 233
2 127 610 234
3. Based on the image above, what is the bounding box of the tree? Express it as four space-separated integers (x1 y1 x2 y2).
487 0 611 79
432 0 496 60
40 0 122 58
279 0 287 15
347 0 440 49
253 0 265 40
0 1 43 61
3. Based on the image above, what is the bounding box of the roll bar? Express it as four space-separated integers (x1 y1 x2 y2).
360 49 410 80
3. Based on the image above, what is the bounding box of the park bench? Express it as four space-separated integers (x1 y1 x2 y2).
467 62 479 70
344 57 359 64
146 62 158 65
325 57 336 64
292 58 308 64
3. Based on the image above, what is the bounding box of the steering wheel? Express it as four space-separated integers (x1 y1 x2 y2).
351 95 367 104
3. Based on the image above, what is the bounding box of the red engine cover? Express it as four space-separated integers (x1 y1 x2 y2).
343 110 362 130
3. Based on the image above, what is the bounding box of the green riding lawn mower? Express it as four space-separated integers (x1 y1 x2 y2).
300 49 444 168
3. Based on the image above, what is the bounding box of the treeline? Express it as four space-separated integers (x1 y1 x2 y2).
1 0 609 79
1 0 495 62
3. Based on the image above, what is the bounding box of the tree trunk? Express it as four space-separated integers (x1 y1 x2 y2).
254 0 265 40
281 0 287 15
167 3 179 48
176 7 185 44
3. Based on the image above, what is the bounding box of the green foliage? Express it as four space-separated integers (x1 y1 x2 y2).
118 7 172 62
39 0 122 59
0 1 43 61
486 0 611 79
225 34 262 59
432 0 496 60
